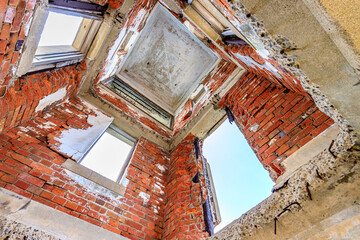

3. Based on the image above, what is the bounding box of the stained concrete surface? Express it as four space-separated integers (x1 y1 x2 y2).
118 5 218 114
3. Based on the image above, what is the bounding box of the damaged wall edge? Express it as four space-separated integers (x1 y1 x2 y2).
0 188 130 240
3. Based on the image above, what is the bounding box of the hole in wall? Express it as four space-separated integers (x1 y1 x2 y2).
203 120 273 232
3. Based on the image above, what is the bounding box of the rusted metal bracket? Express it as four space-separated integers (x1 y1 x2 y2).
274 202 301 235
328 140 337 158
306 182 312 200
274 217 278 235
316 169 324 180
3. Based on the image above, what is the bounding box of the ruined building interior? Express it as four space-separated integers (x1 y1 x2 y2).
0 0 359 239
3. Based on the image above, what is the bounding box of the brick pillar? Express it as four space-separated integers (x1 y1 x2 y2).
163 134 209 240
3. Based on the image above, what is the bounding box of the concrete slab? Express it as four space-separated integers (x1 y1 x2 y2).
118 5 219 114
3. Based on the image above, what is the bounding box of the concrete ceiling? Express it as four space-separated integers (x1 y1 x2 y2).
117 5 219 114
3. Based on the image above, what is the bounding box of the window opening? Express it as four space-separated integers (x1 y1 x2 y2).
203 120 273 232
38 12 83 47
80 125 136 182
105 77 173 128
30 4 102 72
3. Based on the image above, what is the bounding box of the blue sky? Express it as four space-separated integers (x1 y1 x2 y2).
203 119 274 232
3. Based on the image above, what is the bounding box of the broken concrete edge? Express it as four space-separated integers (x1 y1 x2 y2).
230 0 359 134
0 188 130 240
62 159 126 197
230 0 359 173
210 131 359 239
273 123 339 189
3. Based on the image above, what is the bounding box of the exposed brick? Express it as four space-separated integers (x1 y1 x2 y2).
18 172 44 187
224 73 331 180
4 7 16 23
5 184 32 198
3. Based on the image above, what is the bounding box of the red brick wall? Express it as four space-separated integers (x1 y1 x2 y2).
0 96 170 240
219 72 334 180
123 137 169 239
0 62 87 133
0 0 35 86
163 134 209 240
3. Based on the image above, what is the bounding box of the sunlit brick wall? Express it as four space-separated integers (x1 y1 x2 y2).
219 72 334 180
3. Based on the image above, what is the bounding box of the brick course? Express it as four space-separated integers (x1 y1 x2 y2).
163 134 209 240
0 0 35 86
0 62 86 133
219 72 333 180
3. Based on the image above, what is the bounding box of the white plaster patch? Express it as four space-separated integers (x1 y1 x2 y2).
35 87 67 112
53 103 113 161
154 183 165 195
139 192 150 204
234 53 282 78
156 164 166 173
38 121 57 130
249 123 259 132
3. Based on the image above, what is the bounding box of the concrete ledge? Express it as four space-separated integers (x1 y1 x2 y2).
274 124 339 189
0 188 129 240
62 159 126 196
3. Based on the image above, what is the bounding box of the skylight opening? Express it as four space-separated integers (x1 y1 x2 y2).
203 120 273 232
80 131 134 182
38 11 83 47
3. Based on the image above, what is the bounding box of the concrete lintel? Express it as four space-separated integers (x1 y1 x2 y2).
0 188 129 240
62 159 126 196
170 103 227 151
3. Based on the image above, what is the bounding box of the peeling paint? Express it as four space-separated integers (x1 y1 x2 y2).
35 87 67 112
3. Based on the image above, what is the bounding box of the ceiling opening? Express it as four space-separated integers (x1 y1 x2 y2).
203 119 273 232
115 4 219 115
